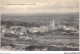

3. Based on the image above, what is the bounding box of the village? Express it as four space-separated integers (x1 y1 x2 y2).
1 20 79 35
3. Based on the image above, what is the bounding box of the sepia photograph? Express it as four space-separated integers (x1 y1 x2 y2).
0 0 79 51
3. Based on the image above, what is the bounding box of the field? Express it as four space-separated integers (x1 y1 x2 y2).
0 13 79 51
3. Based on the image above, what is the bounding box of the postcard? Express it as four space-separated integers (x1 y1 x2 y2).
0 0 79 51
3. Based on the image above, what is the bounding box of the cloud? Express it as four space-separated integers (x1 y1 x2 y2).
1 0 79 14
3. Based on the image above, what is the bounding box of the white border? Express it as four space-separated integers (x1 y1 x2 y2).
79 0 80 51
0 0 80 54
0 51 80 54
0 0 1 48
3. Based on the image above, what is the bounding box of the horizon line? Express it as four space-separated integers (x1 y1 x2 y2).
1 12 79 15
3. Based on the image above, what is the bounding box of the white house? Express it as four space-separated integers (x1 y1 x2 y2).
28 27 39 33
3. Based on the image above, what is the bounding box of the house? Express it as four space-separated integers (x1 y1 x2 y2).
28 27 39 33
64 26 76 31
39 25 49 33
57 25 65 29
2 29 6 33
19 35 32 40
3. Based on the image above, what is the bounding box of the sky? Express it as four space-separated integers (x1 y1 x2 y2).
1 0 79 14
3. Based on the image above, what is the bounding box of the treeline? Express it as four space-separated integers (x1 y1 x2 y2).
1 20 42 27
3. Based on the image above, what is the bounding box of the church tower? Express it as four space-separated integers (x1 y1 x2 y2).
50 19 55 30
